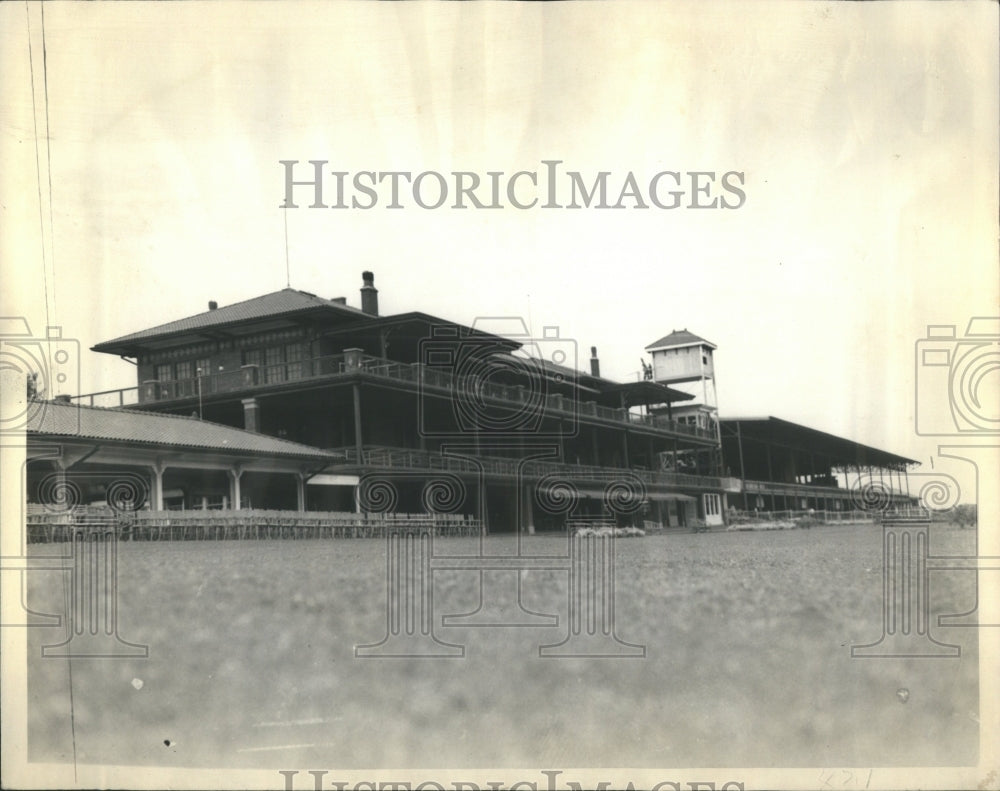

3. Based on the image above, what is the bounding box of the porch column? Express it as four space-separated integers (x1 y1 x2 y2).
229 466 243 511
521 479 535 535
296 472 307 512
619 393 630 468
352 383 363 460
150 461 165 511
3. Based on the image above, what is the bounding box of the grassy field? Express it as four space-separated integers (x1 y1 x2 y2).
26 523 979 770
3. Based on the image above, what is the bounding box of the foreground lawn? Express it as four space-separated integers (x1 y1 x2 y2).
26 523 979 769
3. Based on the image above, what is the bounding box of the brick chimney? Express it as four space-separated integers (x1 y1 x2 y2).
590 346 600 377
360 271 378 316
208 300 218 310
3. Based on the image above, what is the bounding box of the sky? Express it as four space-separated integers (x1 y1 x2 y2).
2 1 998 504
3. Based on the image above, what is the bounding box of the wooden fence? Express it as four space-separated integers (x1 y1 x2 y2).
26 507 483 543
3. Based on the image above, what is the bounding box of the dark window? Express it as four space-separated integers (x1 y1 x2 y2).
264 346 285 383
285 343 305 380
243 349 262 367
155 364 172 382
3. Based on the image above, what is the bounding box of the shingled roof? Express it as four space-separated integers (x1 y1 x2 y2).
28 401 334 461
92 288 371 354
645 329 717 351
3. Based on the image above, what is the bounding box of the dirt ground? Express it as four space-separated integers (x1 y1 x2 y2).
25 522 979 770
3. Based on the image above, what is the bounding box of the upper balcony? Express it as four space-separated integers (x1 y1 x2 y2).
71 351 718 443
328 445 737 493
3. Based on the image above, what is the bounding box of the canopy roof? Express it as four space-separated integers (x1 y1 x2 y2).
597 380 695 407
721 416 917 468
28 401 334 461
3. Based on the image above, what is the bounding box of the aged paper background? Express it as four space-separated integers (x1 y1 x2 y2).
1 1 998 789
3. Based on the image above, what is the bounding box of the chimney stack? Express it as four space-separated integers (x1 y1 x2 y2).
208 300 218 311
331 297 347 305
590 346 600 377
360 271 379 316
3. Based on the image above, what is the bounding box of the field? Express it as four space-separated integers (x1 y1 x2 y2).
26 523 979 770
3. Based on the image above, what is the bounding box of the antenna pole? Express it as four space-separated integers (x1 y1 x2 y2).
283 209 291 288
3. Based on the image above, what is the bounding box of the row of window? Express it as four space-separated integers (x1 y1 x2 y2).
153 344 310 384
243 344 307 383
155 358 211 383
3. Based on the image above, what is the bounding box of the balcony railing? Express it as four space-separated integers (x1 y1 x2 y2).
71 352 717 441
68 386 140 408
327 445 726 491
743 478 912 501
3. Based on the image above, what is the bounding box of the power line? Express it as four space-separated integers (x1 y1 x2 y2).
40 0 56 318
25 0 50 330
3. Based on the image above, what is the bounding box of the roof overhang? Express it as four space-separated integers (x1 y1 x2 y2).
720 416 918 467
597 380 695 407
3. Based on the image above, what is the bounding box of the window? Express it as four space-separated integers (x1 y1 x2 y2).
195 358 210 377
264 346 285 383
242 349 262 368
174 361 194 396
285 343 305 380
155 363 173 382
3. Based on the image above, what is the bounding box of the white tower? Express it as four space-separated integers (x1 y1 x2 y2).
644 329 718 428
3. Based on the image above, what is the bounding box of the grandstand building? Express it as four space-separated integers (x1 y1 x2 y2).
34 272 916 530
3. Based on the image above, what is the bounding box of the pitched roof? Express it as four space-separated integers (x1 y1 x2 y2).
27 401 334 461
645 329 717 351
92 289 371 353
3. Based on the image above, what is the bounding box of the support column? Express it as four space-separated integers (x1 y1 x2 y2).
352 383 363 461
619 394 630 469
241 397 260 433
151 461 165 511
521 479 535 535
735 421 748 511
296 473 307 512
229 466 243 511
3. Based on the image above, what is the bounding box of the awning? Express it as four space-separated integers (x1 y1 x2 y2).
646 492 697 502
307 474 361 486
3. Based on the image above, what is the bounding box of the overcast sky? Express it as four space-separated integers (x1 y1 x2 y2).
2 1 997 501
